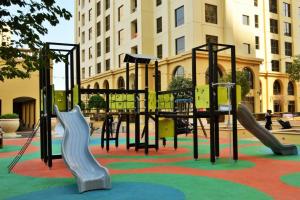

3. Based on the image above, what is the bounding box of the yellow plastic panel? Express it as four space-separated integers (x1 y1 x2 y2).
195 85 209 109
159 118 174 138
236 85 241 104
218 87 228 105
148 91 156 111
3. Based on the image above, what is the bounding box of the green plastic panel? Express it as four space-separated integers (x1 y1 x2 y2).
195 85 209 109
73 85 79 107
148 91 156 111
158 118 174 138
54 91 67 111
195 85 242 109
158 94 174 110
109 94 135 110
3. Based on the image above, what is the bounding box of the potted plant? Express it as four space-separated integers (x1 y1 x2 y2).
0 113 20 134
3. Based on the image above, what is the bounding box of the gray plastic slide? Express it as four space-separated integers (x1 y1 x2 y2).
237 104 298 155
54 105 111 193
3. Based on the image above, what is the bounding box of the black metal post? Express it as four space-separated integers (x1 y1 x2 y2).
126 62 130 150
154 60 159 150
213 48 220 157
231 46 238 161
134 60 140 151
76 44 81 107
192 48 198 160
65 55 69 111
70 52 74 107
208 43 216 163
144 63 149 155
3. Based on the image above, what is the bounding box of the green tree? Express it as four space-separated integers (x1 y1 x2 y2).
88 95 106 113
286 56 300 81
0 0 72 81
168 76 193 91
220 71 250 100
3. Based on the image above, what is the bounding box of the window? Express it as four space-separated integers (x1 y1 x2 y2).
175 36 185 54
288 82 294 95
78 27 80 37
105 37 110 53
273 80 281 95
118 5 124 22
255 36 260 49
97 21 101 36
206 35 218 44
94 82 100 89
105 15 110 31
285 42 292 56
96 63 101 74
81 31 85 44
131 46 138 54
175 6 184 27
81 49 85 62
286 62 292 72
243 67 254 89
243 15 250 25
270 19 278 33
271 39 279 54
105 0 110 10
105 59 110 71
205 4 217 24
157 44 163 59
103 80 109 89
88 9 92 21
157 0 162 6
255 15 259 28
173 66 185 78
243 43 251 54
117 77 125 89
284 22 292 36
81 13 85 26
156 17 162 33
97 42 101 57
118 29 124 45
131 20 138 38
118 54 124 68
274 101 281 112
81 68 85 79
254 0 258 6
271 60 280 72
283 3 291 17
88 47 92 59
97 1 101 16
269 0 277 13
88 66 92 77
131 0 137 13
288 101 295 112
88 27 92 40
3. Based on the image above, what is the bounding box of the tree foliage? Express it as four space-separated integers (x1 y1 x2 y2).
88 95 106 111
168 76 193 91
220 71 250 100
0 0 72 81
286 56 300 81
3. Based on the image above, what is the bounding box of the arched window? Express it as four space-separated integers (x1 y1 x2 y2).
288 81 294 95
87 85 90 89
129 73 135 89
173 66 185 78
243 67 254 89
94 82 99 89
273 80 281 95
259 80 262 95
117 77 125 89
205 67 223 84
103 80 109 89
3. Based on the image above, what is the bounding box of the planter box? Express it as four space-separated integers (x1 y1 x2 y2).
0 119 20 133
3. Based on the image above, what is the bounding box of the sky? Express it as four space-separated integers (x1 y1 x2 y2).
43 1 75 90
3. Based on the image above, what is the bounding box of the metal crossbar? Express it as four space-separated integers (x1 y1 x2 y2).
8 120 40 173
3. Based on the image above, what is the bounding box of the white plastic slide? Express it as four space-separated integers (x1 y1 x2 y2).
237 104 298 155
54 105 111 193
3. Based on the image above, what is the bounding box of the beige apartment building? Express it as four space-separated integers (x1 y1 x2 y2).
0 28 39 130
75 0 300 113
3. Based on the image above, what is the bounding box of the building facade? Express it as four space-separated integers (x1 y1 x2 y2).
75 0 300 113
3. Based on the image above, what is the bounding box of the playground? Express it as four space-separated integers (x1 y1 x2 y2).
1 132 300 200
1 43 300 199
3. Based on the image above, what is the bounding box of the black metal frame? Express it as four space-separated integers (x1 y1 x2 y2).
39 42 80 168
155 43 238 163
